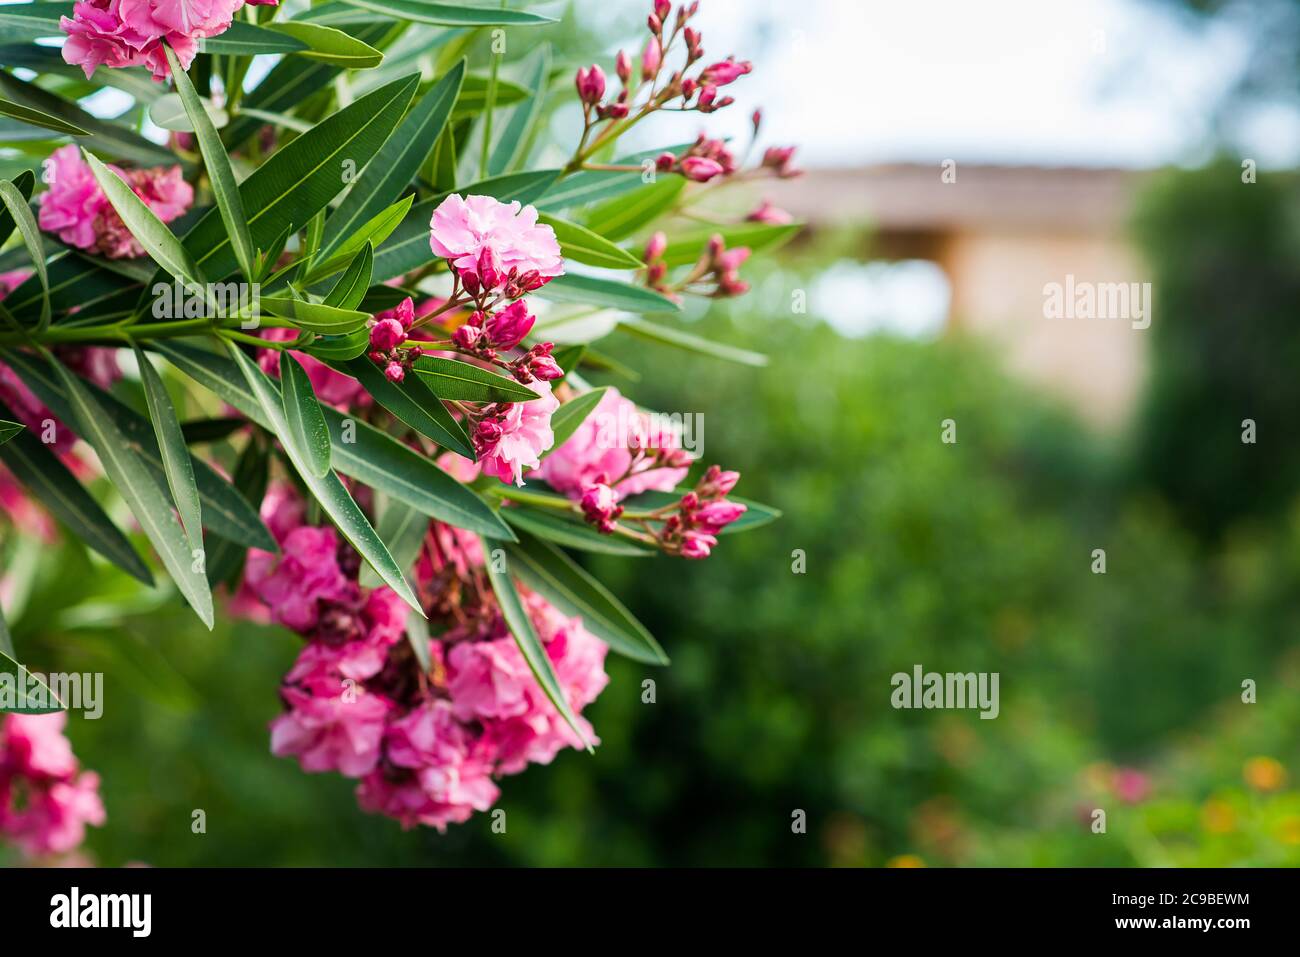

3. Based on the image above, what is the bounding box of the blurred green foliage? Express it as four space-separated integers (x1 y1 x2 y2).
4 165 1300 867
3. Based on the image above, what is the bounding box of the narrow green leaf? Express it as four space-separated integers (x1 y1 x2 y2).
319 60 465 261
280 353 333 478
0 398 152 585
260 297 369 334
0 96 88 137
506 530 667 664
165 45 257 282
538 214 642 269
227 342 424 615
501 507 652 557
0 179 49 331
358 498 427 588
155 341 514 540
487 46 549 176
302 327 371 361
536 143 694 212
267 21 384 68
344 357 475 459
200 20 309 55
483 537 592 747
204 435 270 588
618 316 769 367
537 273 681 314
0 169 34 251
412 356 540 402
83 151 208 292
543 387 609 459
0 419 23 445
323 242 373 310
0 612 66 713
148 92 228 133
582 176 685 242
338 0 556 27
305 195 412 284
49 357 214 629
134 343 203 551
180 417 246 445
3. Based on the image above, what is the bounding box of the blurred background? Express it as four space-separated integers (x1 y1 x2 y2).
3 0 1300 866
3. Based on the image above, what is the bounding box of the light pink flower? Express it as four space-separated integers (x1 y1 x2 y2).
1 713 79 779
1 772 106 857
244 525 355 632
61 0 244 81
473 378 559 486
538 388 688 500
428 194 564 291
0 714 105 859
270 679 392 778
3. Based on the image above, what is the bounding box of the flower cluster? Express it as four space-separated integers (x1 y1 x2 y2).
0 714 105 859
61 0 276 82
473 379 559 486
234 479 608 831
644 229 750 299
38 144 192 259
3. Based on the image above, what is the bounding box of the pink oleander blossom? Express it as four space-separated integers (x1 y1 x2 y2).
538 387 688 500
428 194 564 290
0 714 105 859
60 0 249 81
38 145 192 258
270 679 393 778
474 379 559 486
244 525 355 633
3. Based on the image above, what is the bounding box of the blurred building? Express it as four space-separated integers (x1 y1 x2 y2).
769 163 1151 428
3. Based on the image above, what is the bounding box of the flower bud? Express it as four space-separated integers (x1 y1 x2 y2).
575 65 606 105
485 300 535 350
368 317 406 351
700 57 751 87
680 530 717 559
695 500 746 529
653 0 671 21
453 322 484 350
680 156 724 182
644 231 668 264
641 36 661 80
384 361 406 383
615 50 632 84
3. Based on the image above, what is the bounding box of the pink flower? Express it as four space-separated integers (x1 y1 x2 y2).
1 772 106 857
746 200 793 225
1 713 78 779
369 318 405 351
428 194 564 291
244 525 355 632
679 156 724 182
484 300 535 350
61 0 247 81
0 714 105 859
473 379 559 486
539 388 689 501
447 636 536 721
271 681 392 778
38 145 192 258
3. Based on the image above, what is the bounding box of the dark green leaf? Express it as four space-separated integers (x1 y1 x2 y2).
0 179 49 330
280 353 333 478
487 45 549 176
535 144 693 212
134 343 203 551
260 296 370 334
267 21 384 68
0 419 22 445
0 612 66 714
322 242 373 310
200 20 309 55
358 498 427 588
538 213 642 269
0 169 34 250
344 357 475 459
0 96 88 136
412 356 540 402
338 0 556 27
582 176 685 242
180 417 247 445
537 273 681 314
544 386 608 458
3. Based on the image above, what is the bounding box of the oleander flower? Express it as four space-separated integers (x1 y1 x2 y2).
38 145 192 259
428 194 564 291
60 0 250 81
0 714 105 859
473 379 559 486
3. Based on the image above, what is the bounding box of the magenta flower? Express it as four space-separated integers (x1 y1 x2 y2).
484 300 535 350
0 714 105 859
428 194 564 292
60 0 251 81
270 681 393 778
473 379 559 486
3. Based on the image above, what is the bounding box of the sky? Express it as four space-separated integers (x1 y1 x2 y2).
599 0 1300 170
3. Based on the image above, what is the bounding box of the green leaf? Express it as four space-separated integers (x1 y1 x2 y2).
1 349 275 552
49 356 215 629
537 273 680 314
618 316 769 367
134 343 203 552
505 531 667 664
319 60 464 262
0 419 22 445
358 498 427 589
343 357 475 459
267 21 384 68
260 297 370 334
0 169 34 250
227 342 424 615
305 195 412 284
582 176 685 242
200 20 309 55
180 417 246 445
544 387 608 458
538 214 642 269
548 344 585 384
302 327 372 361
536 143 694 212
501 507 652 557
657 221 802 267
280 353 333 478
204 435 270 588
487 45 549 176
193 74 418 282
165 45 256 282
482 537 592 747
0 4 67 43
156 341 513 540
0 71 178 167
371 169 560 282
2 251 134 325
83 150 208 292
148 92 228 133
0 96 88 137
338 0 556 27
322 242 373 310
0 178 49 331
0 613 66 714
0 398 152 585
412 356 540 402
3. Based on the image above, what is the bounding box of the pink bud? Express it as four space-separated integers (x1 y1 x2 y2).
529 354 564 381
751 108 763 133
580 481 622 532
695 501 746 529
711 467 740 494
485 300 535 350
368 317 406 351
681 77 697 100
653 0 671 22
647 13 662 34
641 36 661 80
384 361 405 383
680 156 724 182
656 151 677 171
475 246 503 290
746 200 793 225
453 322 484 350
700 57 752 87
616 50 632 84
644 231 667 264
680 530 717 559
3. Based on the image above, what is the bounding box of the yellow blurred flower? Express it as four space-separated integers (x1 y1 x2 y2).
1201 798 1237 834
1243 756 1287 792
886 854 926 868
